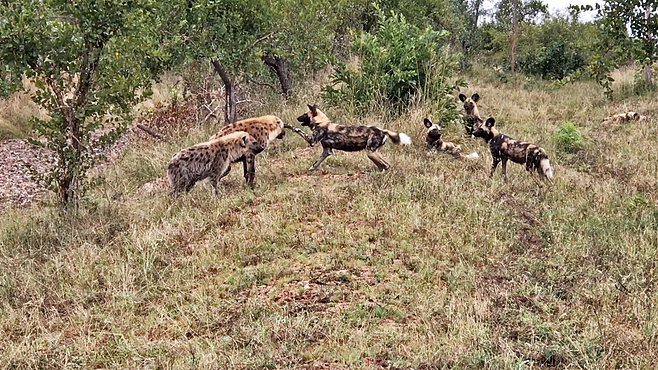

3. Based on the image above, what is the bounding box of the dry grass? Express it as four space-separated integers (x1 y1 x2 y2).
1 73 658 369
0 78 48 140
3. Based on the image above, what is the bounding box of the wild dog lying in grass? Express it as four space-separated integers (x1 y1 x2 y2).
168 131 265 195
423 118 479 160
209 115 285 188
472 117 553 182
292 104 412 171
459 93 484 135
602 111 647 124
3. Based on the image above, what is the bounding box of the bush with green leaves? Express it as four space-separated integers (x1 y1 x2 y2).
322 4 463 118
552 121 584 153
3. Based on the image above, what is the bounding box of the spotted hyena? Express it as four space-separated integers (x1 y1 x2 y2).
459 93 484 135
292 104 412 171
168 131 265 195
209 115 286 188
423 118 479 160
472 117 553 182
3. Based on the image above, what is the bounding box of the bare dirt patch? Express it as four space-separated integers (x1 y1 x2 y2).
0 139 54 211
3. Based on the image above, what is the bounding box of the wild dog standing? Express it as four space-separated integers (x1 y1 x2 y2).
472 118 553 182
423 118 479 160
209 115 285 188
293 105 412 171
602 111 647 124
168 131 265 195
459 93 484 135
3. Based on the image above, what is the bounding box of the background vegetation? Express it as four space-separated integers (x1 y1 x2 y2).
1 0 657 368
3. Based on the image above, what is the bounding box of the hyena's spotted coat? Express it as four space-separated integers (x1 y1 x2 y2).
168 131 264 195
293 105 412 171
459 93 484 135
473 117 553 182
424 118 479 160
210 115 285 188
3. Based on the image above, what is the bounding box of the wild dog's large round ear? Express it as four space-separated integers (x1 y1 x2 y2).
240 134 248 147
423 118 433 128
485 117 495 127
471 93 480 102
308 104 319 116
459 93 467 102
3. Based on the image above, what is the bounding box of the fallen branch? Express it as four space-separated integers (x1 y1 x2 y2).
136 124 168 141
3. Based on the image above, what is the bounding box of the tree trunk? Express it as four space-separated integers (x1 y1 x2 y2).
262 54 292 99
211 60 237 124
644 7 654 90
510 0 519 77
644 64 653 89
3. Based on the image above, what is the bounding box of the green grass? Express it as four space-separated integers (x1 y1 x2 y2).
1 76 658 369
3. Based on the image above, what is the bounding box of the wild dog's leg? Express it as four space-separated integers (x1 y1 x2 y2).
310 145 333 171
284 124 315 146
489 156 501 178
367 150 391 171
501 158 509 182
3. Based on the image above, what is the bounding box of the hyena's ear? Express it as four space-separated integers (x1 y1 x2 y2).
423 118 433 128
240 134 248 147
471 93 480 102
459 93 467 102
485 117 495 128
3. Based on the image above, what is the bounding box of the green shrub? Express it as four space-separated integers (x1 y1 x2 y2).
518 38 585 80
552 121 584 153
322 4 463 118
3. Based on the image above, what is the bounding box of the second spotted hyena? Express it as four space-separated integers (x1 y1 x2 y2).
168 131 265 195
210 115 286 188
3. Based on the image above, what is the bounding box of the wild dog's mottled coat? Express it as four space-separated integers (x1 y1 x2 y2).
473 118 553 181
602 111 647 124
293 105 412 171
424 118 479 160
168 131 264 194
210 115 285 187
459 93 484 135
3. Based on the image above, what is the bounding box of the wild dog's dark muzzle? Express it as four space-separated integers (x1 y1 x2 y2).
297 113 311 126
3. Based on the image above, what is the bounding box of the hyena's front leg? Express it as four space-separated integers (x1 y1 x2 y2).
310 145 333 171
242 152 257 188
284 124 315 146
489 156 501 178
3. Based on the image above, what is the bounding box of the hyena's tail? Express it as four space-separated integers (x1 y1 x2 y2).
382 130 413 145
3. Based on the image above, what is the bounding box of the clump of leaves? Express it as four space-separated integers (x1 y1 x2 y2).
322 4 463 118
552 121 584 153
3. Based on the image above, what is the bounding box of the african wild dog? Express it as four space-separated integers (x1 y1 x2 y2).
168 131 265 195
423 118 479 160
209 115 285 188
292 105 412 171
602 111 647 124
459 93 484 135
472 117 553 182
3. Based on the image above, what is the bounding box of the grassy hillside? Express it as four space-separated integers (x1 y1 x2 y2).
1 73 657 369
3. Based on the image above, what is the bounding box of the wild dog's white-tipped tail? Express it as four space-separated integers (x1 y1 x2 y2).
463 152 479 160
398 133 412 145
540 158 553 180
